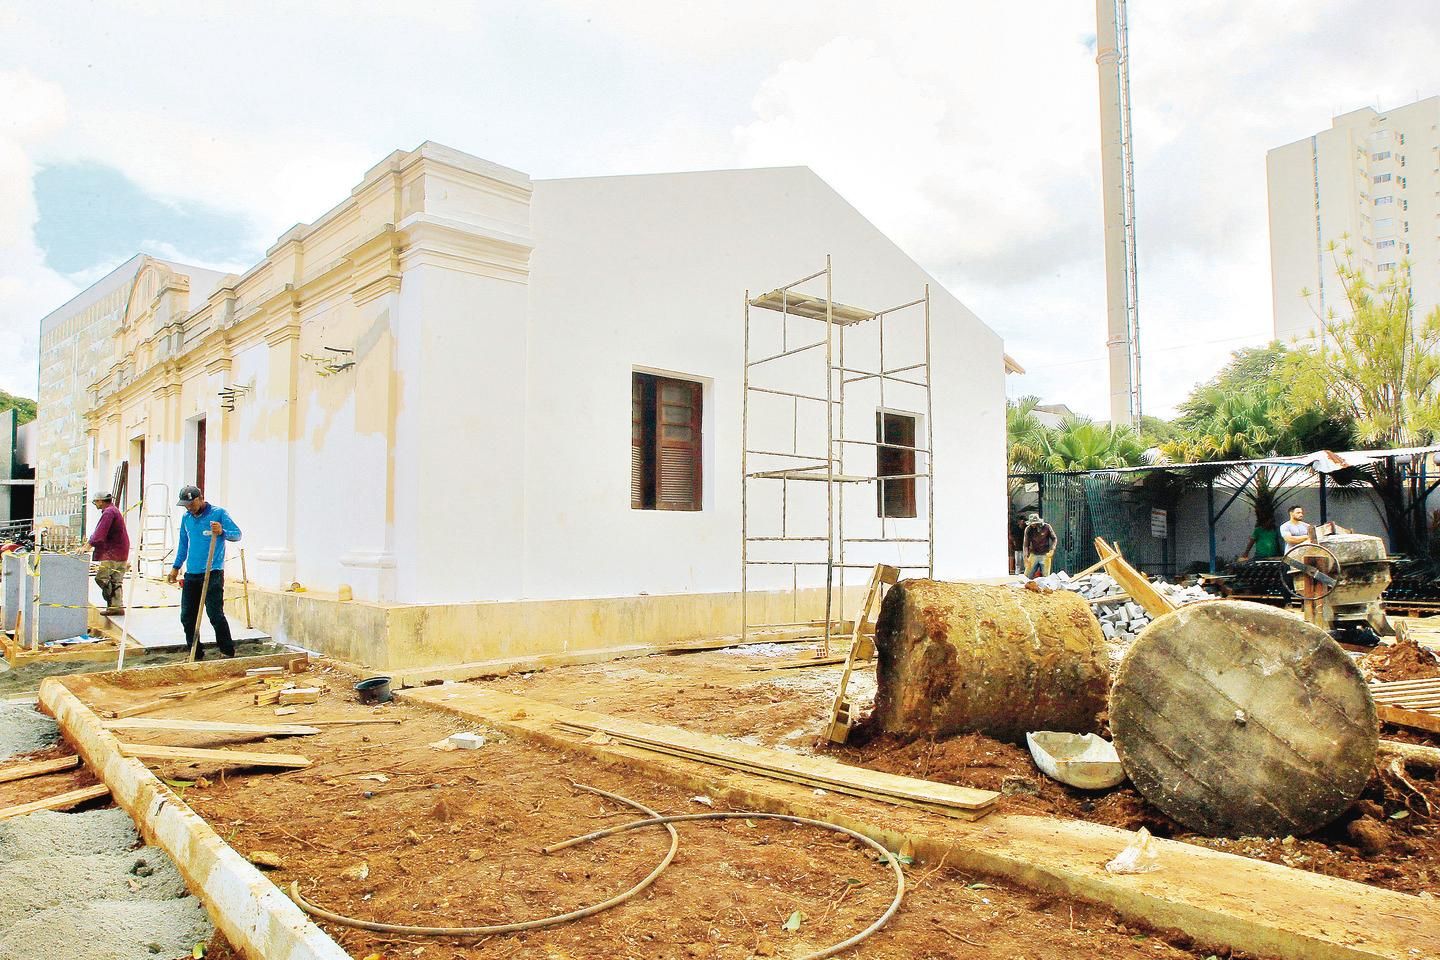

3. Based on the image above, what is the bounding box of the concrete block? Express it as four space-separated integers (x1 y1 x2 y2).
36 553 89 644
448 731 487 749
2 552 25 632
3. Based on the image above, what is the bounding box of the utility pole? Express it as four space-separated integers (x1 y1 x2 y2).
1095 0 1141 425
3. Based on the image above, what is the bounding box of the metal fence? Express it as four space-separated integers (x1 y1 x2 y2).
1032 471 1180 578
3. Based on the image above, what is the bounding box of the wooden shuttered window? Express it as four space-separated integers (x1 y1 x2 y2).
656 378 702 510
876 411 917 519
632 376 647 509
631 373 702 511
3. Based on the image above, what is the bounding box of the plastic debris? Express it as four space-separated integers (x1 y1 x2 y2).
1105 826 1162 874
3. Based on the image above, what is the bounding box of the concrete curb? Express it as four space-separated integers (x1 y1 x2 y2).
40 666 348 960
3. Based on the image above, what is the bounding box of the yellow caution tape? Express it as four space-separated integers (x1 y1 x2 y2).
36 597 242 610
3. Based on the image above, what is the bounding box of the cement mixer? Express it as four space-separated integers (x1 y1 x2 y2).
1281 532 1395 644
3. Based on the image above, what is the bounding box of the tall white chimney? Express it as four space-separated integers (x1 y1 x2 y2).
1095 0 1141 424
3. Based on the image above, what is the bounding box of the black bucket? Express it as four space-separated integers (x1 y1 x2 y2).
354 676 393 705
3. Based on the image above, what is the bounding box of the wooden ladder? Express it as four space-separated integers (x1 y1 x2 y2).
825 563 900 744
1093 537 1175 619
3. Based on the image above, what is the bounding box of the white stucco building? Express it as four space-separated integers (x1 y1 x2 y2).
1267 96 1440 343
33 254 228 541
66 143 1006 670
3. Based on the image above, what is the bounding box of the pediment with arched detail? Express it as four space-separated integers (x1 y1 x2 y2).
111 258 194 378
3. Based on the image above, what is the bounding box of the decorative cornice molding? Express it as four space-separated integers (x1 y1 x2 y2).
265 323 302 347
352 275 402 306
396 213 533 283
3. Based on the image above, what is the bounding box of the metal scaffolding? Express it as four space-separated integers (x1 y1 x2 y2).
741 256 934 653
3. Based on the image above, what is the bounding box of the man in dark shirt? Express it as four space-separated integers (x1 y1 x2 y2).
1022 514 1058 579
88 491 131 615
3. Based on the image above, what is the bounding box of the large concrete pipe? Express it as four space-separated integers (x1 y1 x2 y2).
1111 601 1378 837
871 580 1111 743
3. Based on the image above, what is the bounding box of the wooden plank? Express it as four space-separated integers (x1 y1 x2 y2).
554 714 997 811
1373 695 1440 709
557 722 993 821
825 564 898 743
745 654 852 671
112 676 259 719
1088 592 1131 606
0 755 82 783
1370 691 1440 703
1069 554 1113 580
1369 678 1440 693
294 718 402 726
0 783 110 821
38 674 350 960
118 743 311 769
1094 538 1174 619
103 718 321 737
1376 704 1440 736
1369 674 1440 687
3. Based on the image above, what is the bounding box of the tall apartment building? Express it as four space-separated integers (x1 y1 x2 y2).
1266 96 1440 344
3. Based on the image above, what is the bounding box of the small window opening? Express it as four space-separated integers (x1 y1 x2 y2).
632 373 702 511
876 411 917 519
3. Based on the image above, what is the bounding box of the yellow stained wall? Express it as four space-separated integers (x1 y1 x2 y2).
247 584 868 672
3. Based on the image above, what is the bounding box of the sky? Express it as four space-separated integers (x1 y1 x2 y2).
1 0 1438 419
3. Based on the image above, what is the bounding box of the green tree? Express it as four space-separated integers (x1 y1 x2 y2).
1040 418 1147 471
1288 248 1440 446
1285 245 1440 552
1166 338 1358 538
1006 395 1048 475
0 388 36 425
1165 387 1297 535
1135 414 1180 449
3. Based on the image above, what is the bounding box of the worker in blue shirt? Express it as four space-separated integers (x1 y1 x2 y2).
167 485 242 659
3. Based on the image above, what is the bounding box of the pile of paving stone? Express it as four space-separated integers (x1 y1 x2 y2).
1025 570 1213 648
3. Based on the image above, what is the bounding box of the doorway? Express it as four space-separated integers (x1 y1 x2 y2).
194 417 206 493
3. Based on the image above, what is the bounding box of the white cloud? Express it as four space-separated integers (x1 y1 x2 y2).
2 0 1439 423
0 70 76 397
48 109 377 245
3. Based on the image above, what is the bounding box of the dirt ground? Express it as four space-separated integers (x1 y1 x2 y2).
1361 635 1440 682
465 640 1440 898
66 662 1244 960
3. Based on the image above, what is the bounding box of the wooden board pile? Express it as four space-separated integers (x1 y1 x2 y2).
1369 677 1440 735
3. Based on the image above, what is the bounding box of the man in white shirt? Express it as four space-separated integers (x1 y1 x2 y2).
1280 505 1313 548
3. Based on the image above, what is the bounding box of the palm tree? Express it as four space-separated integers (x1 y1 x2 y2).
1041 419 1147 471
1006 396 1048 474
1163 388 1308 535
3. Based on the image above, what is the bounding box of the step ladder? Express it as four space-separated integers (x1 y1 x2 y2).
825 563 900 744
136 482 173 578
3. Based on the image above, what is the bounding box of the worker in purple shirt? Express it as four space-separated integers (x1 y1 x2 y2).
88 491 131 615
167 485 242 659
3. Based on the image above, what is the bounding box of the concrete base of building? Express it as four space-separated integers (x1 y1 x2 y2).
246 584 871 672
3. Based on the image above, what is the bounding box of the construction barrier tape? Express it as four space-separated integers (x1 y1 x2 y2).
36 597 243 610
36 602 181 610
